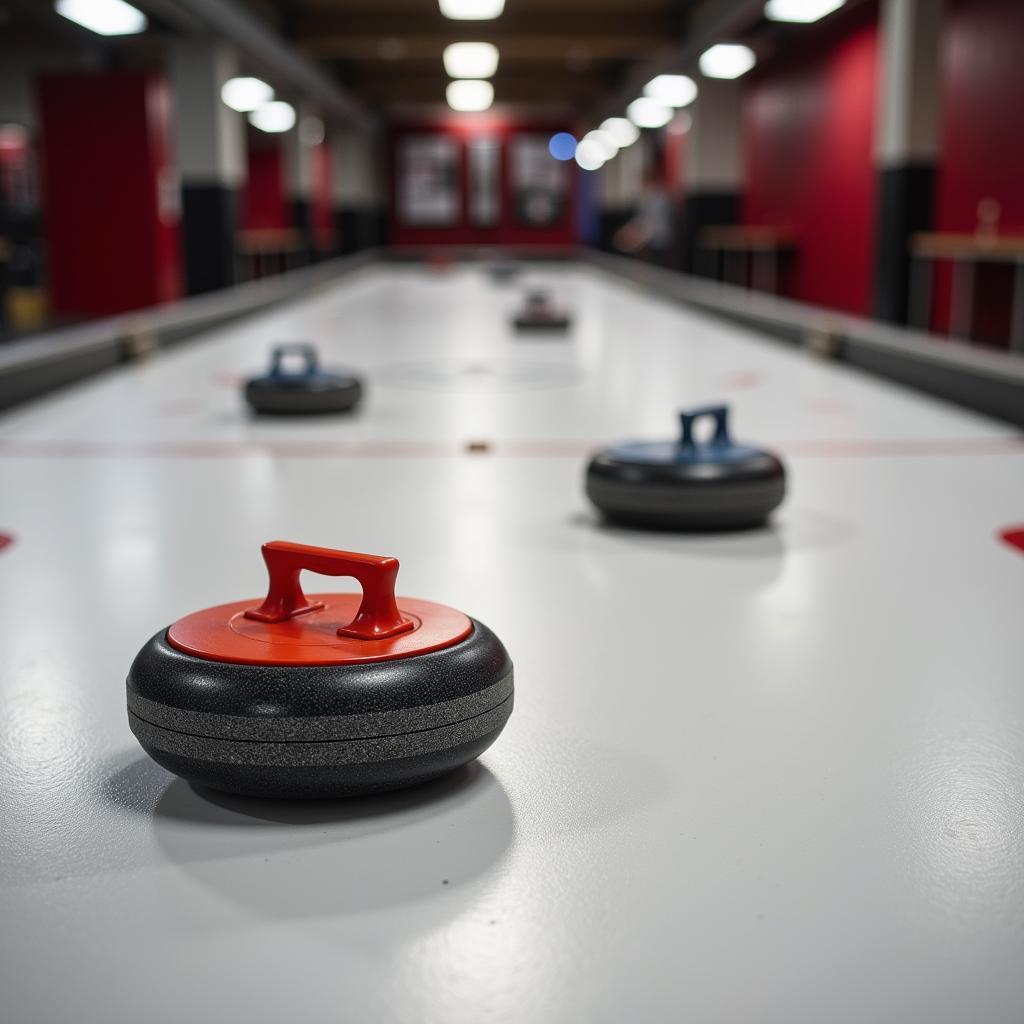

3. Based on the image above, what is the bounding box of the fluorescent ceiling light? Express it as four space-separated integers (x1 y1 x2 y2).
221 77 274 112
643 74 698 108
248 101 296 133
582 129 617 161
443 42 499 79
446 79 494 112
439 0 505 19
764 0 845 23
600 117 640 148
55 0 146 35
698 44 757 79
626 97 673 129
574 139 605 172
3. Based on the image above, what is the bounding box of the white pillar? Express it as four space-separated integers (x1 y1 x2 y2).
684 79 742 195
681 79 743 274
875 0 944 168
872 0 945 322
168 40 245 293
330 126 384 252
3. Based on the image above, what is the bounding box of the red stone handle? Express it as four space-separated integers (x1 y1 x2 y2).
244 541 415 640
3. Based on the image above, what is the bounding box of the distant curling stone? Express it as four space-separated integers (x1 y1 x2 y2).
586 405 786 530
488 260 521 283
513 289 572 332
244 342 363 415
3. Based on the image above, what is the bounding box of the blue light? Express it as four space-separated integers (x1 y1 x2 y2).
548 132 577 161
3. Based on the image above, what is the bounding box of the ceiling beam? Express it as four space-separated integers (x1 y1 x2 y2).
301 36 668 62
352 73 606 105
293 9 671 42
136 0 372 127
598 0 766 119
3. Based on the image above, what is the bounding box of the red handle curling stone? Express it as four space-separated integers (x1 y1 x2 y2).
127 541 513 798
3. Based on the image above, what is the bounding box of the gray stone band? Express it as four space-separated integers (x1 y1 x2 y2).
128 692 513 767
127 670 513 742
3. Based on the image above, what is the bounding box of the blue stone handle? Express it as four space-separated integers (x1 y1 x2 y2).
679 405 731 449
269 343 319 377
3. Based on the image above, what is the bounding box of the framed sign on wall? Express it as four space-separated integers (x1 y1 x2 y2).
511 134 567 227
397 135 460 226
467 136 501 228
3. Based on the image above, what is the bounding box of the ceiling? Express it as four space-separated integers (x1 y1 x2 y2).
248 0 694 114
0 0 785 123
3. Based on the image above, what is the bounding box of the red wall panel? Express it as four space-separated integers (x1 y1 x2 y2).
936 0 1024 231
390 115 577 248
742 2 879 314
243 142 290 230
664 126 687 199
37 73 182 317
311 141 334 251
932 0 1024 343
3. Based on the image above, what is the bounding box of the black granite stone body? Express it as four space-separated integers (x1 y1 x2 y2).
586 450 786 530
513 314 572 332
488 262 521 282
244 372 363 415
126 619 513 798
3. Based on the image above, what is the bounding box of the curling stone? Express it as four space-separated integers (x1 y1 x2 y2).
489 259 521 283
513 289 571 332
586 405 786 530
126 541 514 799
244 343 363 415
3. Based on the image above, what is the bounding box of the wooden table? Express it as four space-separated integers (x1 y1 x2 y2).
699 225 796 295
236 228 305 280
909 231 1024 352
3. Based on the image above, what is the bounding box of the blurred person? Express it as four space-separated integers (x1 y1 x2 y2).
613 169 676 267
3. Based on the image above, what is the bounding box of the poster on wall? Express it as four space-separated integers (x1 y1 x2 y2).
468 137 501 228
511 134 567 227
397 135 460 226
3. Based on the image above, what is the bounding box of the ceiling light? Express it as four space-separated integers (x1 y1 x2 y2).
764 0 845 23
55 0 146 35
574 139 605 172
600 117 640 148
643 74 698 108
221 77 274 112
446 79 494 112
439 0 505 19
582 129 617 161
698 44 757 79
248 101 296 133
626 97 673 129
443 42 499 79
548 132 577 161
